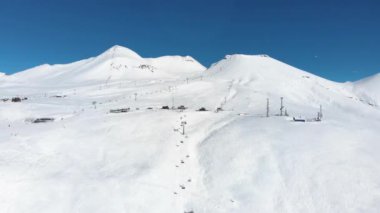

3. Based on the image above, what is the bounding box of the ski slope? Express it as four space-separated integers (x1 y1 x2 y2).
1 46 380 213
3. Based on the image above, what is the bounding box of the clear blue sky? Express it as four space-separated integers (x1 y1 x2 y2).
0 0 379 82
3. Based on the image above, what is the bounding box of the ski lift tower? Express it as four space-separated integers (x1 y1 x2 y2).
317 105 323 120
169 86 176 109
134 93 138 101
181 121 187 135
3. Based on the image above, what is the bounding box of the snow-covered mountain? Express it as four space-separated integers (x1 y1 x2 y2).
7 45 206 85
202 54 374 116
0 46 380 213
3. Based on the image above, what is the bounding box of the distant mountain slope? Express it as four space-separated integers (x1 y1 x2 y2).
203 54 362 115
8 45 206 85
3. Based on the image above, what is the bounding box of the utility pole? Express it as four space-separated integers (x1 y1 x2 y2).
280 97 284 116
171 93 175 109
169 86 175 109
266 98 270 117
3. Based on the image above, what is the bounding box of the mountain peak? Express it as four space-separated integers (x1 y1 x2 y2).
208 53 310 81
100 45 142 60
225 54 271 59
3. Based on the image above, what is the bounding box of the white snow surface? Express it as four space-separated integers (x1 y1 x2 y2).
347 73 380 106
1 46 380 213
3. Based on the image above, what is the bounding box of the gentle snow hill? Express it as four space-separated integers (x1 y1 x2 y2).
346 73 380 106
7 45 206 86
